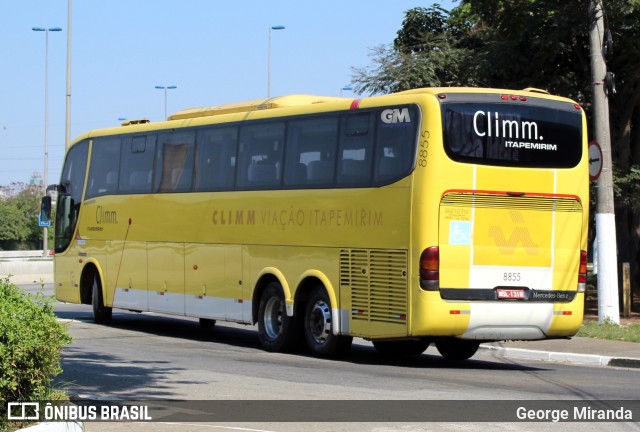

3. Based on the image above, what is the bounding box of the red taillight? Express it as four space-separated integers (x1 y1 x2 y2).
577 250 587 293
578 250 588 283
420 247 439 282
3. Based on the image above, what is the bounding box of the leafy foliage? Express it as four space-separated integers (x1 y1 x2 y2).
614 165 640 213
0 183 48 250
0 278 72 429
351 5 483 95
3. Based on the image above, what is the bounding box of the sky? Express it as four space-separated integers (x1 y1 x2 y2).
0 0 456 187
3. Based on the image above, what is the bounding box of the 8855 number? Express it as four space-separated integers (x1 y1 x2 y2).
503 272 521 282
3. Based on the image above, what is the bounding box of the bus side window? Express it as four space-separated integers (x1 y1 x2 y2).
374 117 416 183
155 131 195 193
337 113 374 186
86 137 121 199
119 135 156 194
237 122 285 189
194 127 238 191
284 116 338 188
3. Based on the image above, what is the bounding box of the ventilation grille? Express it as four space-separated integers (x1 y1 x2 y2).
340 249 408 324
441 193 583 212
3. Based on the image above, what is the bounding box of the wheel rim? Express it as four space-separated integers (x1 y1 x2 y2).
309 300 331 345
264 296 283 340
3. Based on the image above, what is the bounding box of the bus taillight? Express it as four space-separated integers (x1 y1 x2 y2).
578 250 587 292
420 246 439 290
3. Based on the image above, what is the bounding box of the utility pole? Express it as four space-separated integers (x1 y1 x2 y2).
589 0 620 324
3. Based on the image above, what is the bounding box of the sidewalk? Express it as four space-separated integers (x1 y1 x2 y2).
481 336 640 368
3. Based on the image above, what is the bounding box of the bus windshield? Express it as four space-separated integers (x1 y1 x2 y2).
442 100 582 168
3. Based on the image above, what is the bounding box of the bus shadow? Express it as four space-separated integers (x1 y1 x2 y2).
346 343 544 371
57 347 197 398
55 308 545 372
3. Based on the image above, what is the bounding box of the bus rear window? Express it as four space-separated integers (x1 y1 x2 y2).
442 102 582 168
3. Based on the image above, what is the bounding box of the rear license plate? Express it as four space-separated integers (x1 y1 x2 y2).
496 288 526 299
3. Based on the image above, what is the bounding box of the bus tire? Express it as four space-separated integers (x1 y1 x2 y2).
435 338 479 361
303 286 352 358
199 318 216 330
373 339 430 357
257 282 301 352
92 273 112 325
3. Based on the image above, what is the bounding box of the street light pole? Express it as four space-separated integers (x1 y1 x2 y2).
155 85 177 119
268 25 285 98
65 0 72 151
340 85 353 97
33 26 62 257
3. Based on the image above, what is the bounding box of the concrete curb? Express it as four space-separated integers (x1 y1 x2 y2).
479 344 640 368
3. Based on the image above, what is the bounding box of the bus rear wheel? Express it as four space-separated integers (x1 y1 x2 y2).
435 338 479 361
373 339 430 357
92 273 112 324
199 318 216 330
303 286 352 358
257 282 301 352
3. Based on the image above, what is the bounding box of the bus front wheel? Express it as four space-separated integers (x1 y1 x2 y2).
257 282 301 352
303 286 352 358
92 273 112 325
435 338 479 361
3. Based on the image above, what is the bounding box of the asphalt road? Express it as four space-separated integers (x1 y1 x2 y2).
18 284 640 431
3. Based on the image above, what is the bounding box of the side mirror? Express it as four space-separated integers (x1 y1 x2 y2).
41 196 52 224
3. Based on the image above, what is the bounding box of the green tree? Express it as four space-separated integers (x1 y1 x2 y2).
0 183 45 250
0 204 29 243
351 4 482 94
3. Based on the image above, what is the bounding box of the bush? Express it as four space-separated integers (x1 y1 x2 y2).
0 278 72 428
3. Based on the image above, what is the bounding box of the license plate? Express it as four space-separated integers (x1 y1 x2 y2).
496 288 526 299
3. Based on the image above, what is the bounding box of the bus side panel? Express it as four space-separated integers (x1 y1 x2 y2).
184 244 243 321
109 240 148 311
147 242 185 315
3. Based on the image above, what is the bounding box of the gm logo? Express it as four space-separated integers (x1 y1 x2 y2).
381 108 411 124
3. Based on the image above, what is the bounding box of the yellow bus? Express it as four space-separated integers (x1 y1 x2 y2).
43 87 588 360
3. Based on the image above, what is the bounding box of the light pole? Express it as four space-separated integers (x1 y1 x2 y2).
268 25 285 98
340 85 353 97
155 85 177 119
33 26 62 257
65 0 72 151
